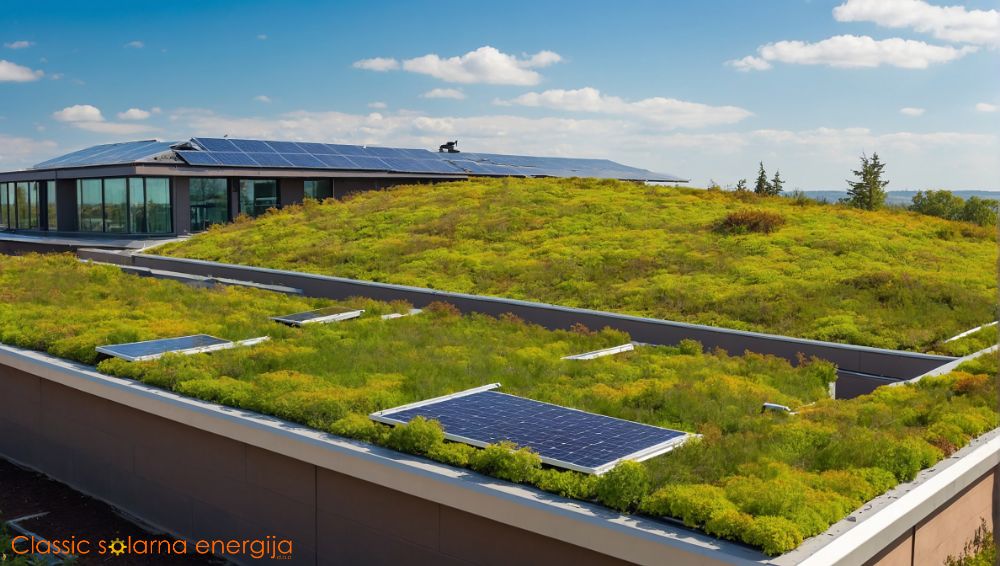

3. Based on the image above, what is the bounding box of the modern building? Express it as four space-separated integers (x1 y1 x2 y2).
0 138 685 237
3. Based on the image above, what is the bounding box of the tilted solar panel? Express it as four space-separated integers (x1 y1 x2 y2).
371 384 689 474
270 306 365 326
96 334 233 362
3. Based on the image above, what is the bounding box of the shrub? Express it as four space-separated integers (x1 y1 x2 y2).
596 461 651 512
704 509 755 540
640 484 734 527
678 339 703 356
331 413 388 445
533 468 599 500
744 515 803 556
428 441 477 467
386 416 445 455
469 441 542 483
717 210 786 234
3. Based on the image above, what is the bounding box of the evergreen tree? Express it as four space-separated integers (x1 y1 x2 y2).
753 162 771 195
846 153 889 210
770 170 784 195
735 178 748 192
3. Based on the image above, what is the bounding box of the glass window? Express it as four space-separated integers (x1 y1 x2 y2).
239 179 278 218
304 179 333 200
190 178 228 232
145 178 171 233
103 178 127 233
128 178 146 233
46 181 57 231
0 183 8 229
78 179 103 232
15 182 35 229
4 184 13 229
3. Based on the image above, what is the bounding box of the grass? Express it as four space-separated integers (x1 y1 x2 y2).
935 324 998 357
0 254 997 556
156 178 998 352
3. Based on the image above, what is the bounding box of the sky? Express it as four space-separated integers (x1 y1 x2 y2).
0 0 997 189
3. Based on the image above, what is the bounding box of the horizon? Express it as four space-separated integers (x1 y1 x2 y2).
0 0 998 190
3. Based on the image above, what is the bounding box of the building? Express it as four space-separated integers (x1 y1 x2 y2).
0 138 685 237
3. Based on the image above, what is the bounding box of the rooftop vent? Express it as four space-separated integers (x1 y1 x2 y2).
438 140 460 153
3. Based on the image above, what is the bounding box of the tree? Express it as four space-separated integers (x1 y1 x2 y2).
959 197 999 228
846 153 888 210
770 170 784 195
754 162 771 195
735 178 748 192
910 190 964 220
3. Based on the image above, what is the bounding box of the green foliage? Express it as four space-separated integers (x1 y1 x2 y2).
946 520 996 566
960 196 999 227
770 170 784 195
0 255 997 556
754 162 774 195
935 324 998 357
386 416 445 455
845 152 888 210
156 177 997 351
596 461 651 512
718 209 786 234
910 191 999 228
469 441 542 483
734 178 748 192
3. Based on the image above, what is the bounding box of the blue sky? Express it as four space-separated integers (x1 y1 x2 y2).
0 0 997 189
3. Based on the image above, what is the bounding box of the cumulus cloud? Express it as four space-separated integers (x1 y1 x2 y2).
401 46 562 85
975 102 998 112
4 40 33 49
728 34 977 70
168 106 999 188
253 95 272 103
352 57 399 71
117 108 152 120
124 40 144 49
52 104 153 134
368 101 387 109
422 88 466 100
256 34 268 40
833 0 1000 47
0 133 57 168
497 87 752 129
900 107 925 116
0 59 43 82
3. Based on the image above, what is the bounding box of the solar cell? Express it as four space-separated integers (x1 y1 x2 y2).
270 306 365 326
279 153 326 168
193 137 239 152
229 139 275 153
265 140 307 153
295 142 337 155
341 156 390 171
208 151 258 166
245 152 293 167
175 150 220 166
315 154 359 169
96 334 233 362
371 384 689 474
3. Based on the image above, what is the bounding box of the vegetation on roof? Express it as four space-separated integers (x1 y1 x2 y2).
156 178 997 352
0 255 996 556
934 324 998 357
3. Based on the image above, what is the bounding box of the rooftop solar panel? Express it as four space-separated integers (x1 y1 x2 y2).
371 384 690 474
265 140 307 153
32 140 178 170
95 334 262 362
193 137 239 152
229 138 274 153
209 151 258 167
280 153 326 168
270 306 365 326
562 343 636 360
175 150 221 166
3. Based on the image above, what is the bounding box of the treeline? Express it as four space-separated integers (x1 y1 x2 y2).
909 190 998 228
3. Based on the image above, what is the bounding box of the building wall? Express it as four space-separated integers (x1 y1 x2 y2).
0 361 635 566
172 176 191 234
55 178 77 231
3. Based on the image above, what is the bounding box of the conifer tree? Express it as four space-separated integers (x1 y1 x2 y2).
753 162 771 195
735 178 748 192
770 170 784 195
846 153 888 210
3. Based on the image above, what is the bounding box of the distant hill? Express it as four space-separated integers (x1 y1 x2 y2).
802 190 1000 206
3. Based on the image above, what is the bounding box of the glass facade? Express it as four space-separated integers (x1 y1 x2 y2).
304 179 333 200
0 181 44 230
190 178 228 232
77 177 172 234
0 183 10 229
46 182 57 230
239 179 278 217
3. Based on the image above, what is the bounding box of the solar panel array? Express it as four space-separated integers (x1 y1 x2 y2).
371 384 689 474
32 140 178 170
29 137 686 182
96 334 233 362
270 306 365 326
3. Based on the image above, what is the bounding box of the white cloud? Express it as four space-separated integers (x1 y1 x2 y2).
4 40 33 49
400 46 562 85
976 102 998 112
422 88 466 100
833 0 1000 47
498 87 752 129
49 73 63 80
0 133 56 169
124 40 144 49
52 104 154 134
899 107 925 116
352 57 399 71
253 95 272 103
117 108 152 120
0 59 43 82
368 101 388 109
728 34 977 70
257 34 268 40
169 107 999 188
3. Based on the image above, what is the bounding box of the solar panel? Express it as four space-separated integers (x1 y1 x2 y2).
32 140 178 169
245 152 292 167
265 140 307 153
371 384 690 474
96 334 240 362
175 150 220 166
562 343 635 360
209 151 258 166
193 137 239 152
229 138 274 153
279 153 326 168
270 306 365 326
315 154 360 169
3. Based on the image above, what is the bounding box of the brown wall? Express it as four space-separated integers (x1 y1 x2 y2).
0 362 629 566
869 472 996 566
